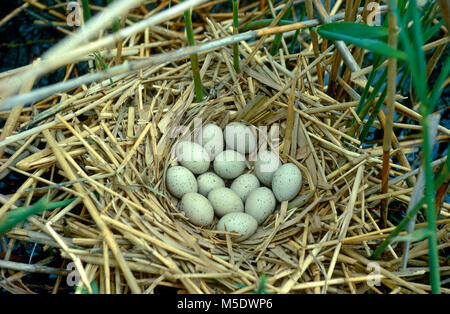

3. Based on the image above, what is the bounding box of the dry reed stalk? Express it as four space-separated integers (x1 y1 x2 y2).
380 2 398 228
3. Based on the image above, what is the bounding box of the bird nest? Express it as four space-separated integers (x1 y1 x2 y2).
0 1 449 295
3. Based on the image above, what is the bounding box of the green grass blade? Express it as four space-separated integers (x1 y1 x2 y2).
349 65 387 138
190 53 203 101
184 7 203 102
6 198 77 219
423 19 444 42
288 29 301 54
421 114 441 294
428 56 450 114
410 0 428 106
354 55 385 115
269 5 292 56
397 0 407 12
318 22 389 38
255 274 267 294
93 52 113 84
81 0 92 22
0 197 76 235
106 0 121 32
389 0 442 293
184 10 195 46
359 87 387 142
93 52 108 71
288 5 305 53
317 26 407 60
419 0 435 22
80 279 99 294
387 0 426 103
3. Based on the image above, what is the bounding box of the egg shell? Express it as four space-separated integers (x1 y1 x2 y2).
208 187 244 217
272 163 302 202
224 122 257 154
230 173 260 202
197 172 225 197
245 187 276 224
217 212 258 242
180 193 214 226
175 141 210 174
196 123 224 160
213 150 247 179
254 150 282 186
166 166 198 198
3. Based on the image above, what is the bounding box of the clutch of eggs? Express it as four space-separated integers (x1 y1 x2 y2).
166 121 302 242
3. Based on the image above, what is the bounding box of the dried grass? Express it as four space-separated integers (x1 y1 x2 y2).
0 0 449 294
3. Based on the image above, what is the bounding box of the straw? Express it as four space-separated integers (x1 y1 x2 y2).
0 0 447 295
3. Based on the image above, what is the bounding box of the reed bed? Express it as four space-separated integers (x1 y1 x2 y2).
0 0 449 294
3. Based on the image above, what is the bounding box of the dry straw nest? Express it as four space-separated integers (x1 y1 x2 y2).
0 1 449 294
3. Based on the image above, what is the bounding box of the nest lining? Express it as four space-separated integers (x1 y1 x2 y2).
0 16 449 295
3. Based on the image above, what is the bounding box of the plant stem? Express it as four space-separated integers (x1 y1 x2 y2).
380 1 398 228
288 29 300 53
81 0 92 22
190 53 203 102
106 0 121 32
184 8 203 102
269 4 292 56
232 0 240 73
359 87 387 142
421 114 441 294
288 5 306 54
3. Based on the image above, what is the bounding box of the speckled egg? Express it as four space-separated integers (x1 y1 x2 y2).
213 150 247 179
208 187 244 217
254 150 281 186
224 122 257 154
166 166 198 198
197 172 225 197
245 187 276 224
217 212 258 242
197 123 224 160
180 192 214 226
175 141 210 174
230 173 260 202
272 163 302 202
